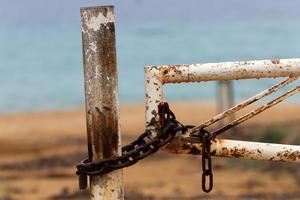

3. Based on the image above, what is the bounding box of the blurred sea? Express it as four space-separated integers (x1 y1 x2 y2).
1 20 300 113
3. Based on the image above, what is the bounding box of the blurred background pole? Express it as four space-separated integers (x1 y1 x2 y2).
217 81 234 127
80 6 124 200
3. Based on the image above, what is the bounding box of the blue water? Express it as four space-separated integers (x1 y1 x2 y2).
1 20 300 113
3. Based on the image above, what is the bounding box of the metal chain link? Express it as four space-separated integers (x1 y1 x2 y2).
200 129 213 193
189 127 214 193
76 102 190 190
77 102 218 193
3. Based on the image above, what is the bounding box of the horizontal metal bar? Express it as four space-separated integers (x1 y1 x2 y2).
145 58 300 125
146 58 300 84
163 136 300 163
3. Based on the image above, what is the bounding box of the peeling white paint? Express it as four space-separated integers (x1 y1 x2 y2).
144 67 163 125
87 79 92 95
82 9 114 32
95 66 100 78
90 42 97 53
91 171 123 200
81 6 123 200
86 52 92 63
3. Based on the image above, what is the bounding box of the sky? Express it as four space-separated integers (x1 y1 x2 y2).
1 0 300 25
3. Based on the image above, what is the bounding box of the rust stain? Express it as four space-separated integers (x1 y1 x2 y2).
96 106 119 160
189 145 201 155
163 136 300 165
163 136 190 154
91 108 102 160
257 149 262 154
82 7 120 161
163 69 168 75
287 151 300 160
160 65 183 82
221 147 229 156
277 150 300 161
230 147 248 158
271 59 280 64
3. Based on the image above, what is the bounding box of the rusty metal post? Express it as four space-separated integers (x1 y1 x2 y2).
80 6 124 200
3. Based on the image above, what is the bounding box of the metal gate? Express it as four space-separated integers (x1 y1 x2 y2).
79 5 300 200
145 59 300 162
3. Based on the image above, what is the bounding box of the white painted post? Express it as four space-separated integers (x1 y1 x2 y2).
217 80 234 127
80 6 124 200
217 81 234 113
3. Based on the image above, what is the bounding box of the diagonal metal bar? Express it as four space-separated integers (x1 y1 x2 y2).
189 76 298 134
212 86 300 137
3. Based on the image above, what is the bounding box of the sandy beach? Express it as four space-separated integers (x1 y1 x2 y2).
0 102 300 200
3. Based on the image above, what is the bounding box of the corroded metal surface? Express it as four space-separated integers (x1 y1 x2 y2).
145 67 163 125
145 58 300 165
164 136 300 163
150 59 300 84
145 58 300 124
81 6 123 200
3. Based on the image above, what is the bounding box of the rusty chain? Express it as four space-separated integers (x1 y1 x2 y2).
76 102 193 190
76 102 218 193
76 77 299 193
76 102 216 193
200 129 213 193
187 128 214 193
76 90 297 193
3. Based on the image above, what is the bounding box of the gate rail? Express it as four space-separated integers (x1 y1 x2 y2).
145 59 300 163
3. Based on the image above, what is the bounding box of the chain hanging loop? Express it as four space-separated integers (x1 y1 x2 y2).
76 102 192 190
199 129 213 193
